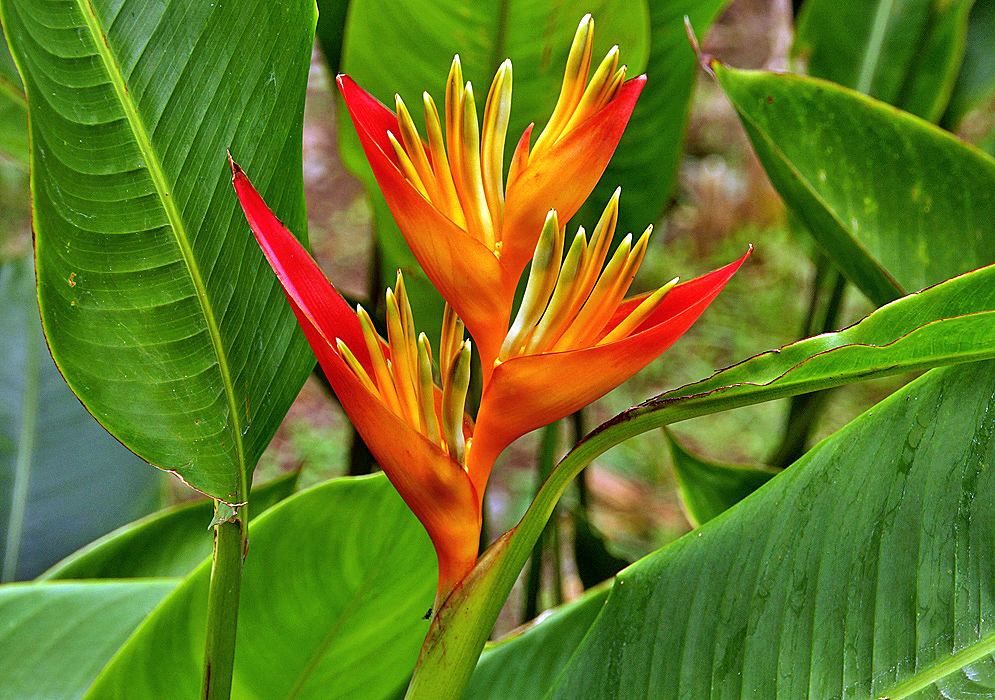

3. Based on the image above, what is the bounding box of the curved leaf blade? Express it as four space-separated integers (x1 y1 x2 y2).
83 474 436 700
40 471 297 581
0 255 158 582
713 62 995 306
545 360 995 698
1 0 317 504
0 580 179 700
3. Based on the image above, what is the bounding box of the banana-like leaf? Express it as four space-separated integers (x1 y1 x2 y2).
40 471 297 581
0 579 179 700
794 0 972 121
409 260 995 700
664 428 774 527
544 359 995 698
1 0 317 505
338 0 651 332
578 0 730 238
714 61 995 307
0 255 159 582
82 474 435 700
0 23 27 167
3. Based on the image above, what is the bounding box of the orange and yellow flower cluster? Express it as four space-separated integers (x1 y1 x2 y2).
232 16 748 606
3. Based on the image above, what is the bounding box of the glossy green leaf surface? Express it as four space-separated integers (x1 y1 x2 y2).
0 255 158 582
464 585 611 700
41 471 297 581
1 0 317 504
794 0 972 121
579 0 729 237
0 23 27 167
84 474 435 700
315 0 351 75
714 62 995 306
338 0 650 330
664 429 774 527
0 579 178 700
545 360 995 698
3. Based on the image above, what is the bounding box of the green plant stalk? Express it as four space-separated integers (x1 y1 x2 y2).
523 421 560 622
201 501 246 700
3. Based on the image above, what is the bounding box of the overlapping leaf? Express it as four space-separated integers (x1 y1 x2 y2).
0 255 159 582
1 0 317 504
544 359 995 698
412 261 995 700
83 474 435 700
713 61 995 306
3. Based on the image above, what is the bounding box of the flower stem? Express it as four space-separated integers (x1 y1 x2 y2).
201 501 246 700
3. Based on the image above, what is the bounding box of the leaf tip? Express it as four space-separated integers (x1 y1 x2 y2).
684 16 716 77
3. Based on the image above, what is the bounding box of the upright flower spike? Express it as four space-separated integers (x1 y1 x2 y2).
229 155 480 604
338 14 645 374
464 195 752 499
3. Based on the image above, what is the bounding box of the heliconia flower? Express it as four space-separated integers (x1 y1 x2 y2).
464 193 752 499
337 15 645 374
229 154 480 604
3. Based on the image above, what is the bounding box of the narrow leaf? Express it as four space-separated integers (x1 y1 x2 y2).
664 428 774 527
1 0 317 504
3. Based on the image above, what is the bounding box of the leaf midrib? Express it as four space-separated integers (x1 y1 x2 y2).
73 0 247 502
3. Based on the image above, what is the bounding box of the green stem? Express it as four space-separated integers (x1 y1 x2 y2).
770 262 847 468
201 501 246 700
523 421 560 622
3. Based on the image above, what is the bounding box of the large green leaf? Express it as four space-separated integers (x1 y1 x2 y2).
0 0 317 504
544 359 995 698
406 260 995 700
0 23 27 167
664 429 774 527
579 0 730 237
794 0 972 121
714 61 995 306
0 255 159 582
83 474 435 700
338 0 651 332
0 579 178 700
40 471 297 581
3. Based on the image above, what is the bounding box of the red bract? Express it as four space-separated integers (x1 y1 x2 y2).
230 155 479 604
